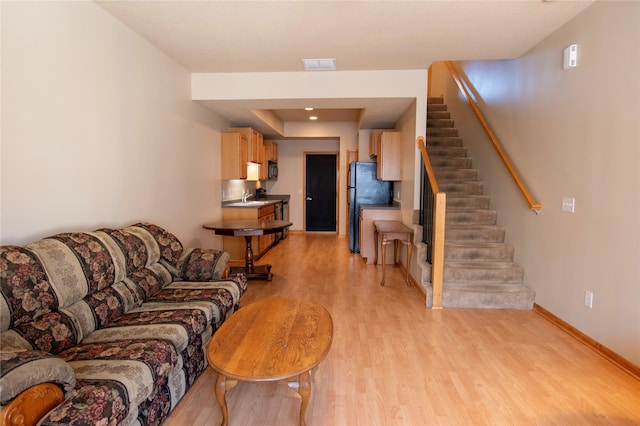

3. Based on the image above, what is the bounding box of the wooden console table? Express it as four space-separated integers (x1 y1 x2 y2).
203 220 292 281
373 220 413 286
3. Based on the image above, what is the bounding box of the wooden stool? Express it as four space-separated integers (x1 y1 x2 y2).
373 220 413 286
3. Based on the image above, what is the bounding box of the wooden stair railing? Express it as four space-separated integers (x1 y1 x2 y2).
445 61 542 213
417 136 445 309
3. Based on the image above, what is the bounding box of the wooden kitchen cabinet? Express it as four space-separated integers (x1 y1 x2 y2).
222 204 276 262
221 132 248 180
257 204 276 253
359 207 402 265
369 129 393 158
262 140 278 180
264 140 278 162
376 131 402 181
230 127 263 164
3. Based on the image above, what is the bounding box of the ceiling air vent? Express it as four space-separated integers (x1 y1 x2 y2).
301 58 336 71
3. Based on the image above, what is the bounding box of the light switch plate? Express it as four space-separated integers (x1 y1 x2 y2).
562 197 575 213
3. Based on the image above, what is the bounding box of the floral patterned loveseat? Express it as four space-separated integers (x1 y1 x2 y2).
0 222 247 425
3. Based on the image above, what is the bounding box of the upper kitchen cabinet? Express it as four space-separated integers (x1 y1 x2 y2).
230 127 263 164
221 132 248 180
262 139 278 180
373 131 402 181
369 129 393 158
263 140 278 162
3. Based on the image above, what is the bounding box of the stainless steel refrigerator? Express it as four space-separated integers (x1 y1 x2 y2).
348 162 393 252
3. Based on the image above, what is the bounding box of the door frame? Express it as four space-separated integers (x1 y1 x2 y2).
303 151 340 233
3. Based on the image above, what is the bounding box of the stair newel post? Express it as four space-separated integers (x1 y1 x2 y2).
417 136 446 309
431 192 446 309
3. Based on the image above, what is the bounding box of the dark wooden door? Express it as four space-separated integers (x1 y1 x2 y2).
305 154 337 232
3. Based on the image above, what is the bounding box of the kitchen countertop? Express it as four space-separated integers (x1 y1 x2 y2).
222 194 290 208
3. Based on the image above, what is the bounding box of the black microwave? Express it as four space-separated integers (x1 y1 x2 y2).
268 161 278 179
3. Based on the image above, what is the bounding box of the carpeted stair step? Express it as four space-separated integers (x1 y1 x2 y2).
426 136 464 147
446 209 497 225
427 146 467 157
430 157 472 168
427 103 447 112
445 242 514 262
444 261 524 284
427 97 445 105
438 180 484 195
445 225 506 243
427 111 450 120
434 168 479 181
427 119 455 128
437 282 535 309
426 127 458 137
447 194 490 209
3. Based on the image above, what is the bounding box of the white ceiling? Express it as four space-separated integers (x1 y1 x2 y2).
96 0 594 134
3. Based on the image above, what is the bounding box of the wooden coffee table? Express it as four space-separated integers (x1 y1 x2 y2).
206 298 333 426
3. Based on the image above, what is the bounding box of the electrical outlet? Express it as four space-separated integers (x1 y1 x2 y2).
562 197 576 213
584 290 593 308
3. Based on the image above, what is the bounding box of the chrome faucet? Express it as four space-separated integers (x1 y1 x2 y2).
241 191 253 203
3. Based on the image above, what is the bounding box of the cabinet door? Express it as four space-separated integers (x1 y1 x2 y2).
257 206 275 255
221 132 248 179
229 127 262 163
369 129 393 158
259 140 269 181
250 130 262 165
377 132 402 181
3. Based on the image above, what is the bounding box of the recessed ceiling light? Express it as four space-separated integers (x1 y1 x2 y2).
309 116 318 121
301 58 336 71
305 107 314 111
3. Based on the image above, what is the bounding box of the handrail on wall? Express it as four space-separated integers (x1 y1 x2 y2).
445 61 542 213
417 136 445 309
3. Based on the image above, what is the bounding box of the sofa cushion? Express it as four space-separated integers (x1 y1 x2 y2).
126 267 171 300
59 338 179 406
79 276 148 329
12 311 79 354
97 228 150 275
24 233 122 309
166 248 228 282
0 246 56 331
131 223 183 265
148 280 246 331
39 233 116 293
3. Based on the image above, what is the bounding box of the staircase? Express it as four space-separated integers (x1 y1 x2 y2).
423 97 535 309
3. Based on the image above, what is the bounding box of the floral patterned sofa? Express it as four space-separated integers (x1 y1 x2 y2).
0 222 247 425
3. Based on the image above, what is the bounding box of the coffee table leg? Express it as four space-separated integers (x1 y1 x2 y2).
215 374 229 426
298 370 311 426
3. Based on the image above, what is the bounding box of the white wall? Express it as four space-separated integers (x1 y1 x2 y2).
430 1 640 365
1 1 229 249
274 122 355 235
268 137 341 233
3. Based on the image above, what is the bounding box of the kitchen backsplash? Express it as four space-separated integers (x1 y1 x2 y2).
221 180 258 201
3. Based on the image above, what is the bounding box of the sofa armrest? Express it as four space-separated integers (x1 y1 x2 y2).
0 383 64 426
161 248 230 282
0 349 75 405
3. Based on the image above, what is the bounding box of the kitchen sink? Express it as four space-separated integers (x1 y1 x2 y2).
224 200 272 207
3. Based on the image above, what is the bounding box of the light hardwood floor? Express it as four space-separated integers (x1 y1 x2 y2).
165 233 640 425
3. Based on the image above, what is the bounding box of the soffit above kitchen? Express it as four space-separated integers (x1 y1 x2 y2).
96 1 594 133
